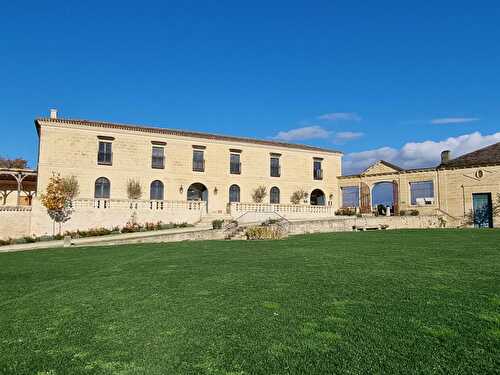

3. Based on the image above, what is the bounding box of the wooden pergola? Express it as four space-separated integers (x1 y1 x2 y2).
0 168 38 206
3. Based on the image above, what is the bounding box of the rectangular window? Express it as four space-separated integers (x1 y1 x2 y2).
98 141 112 165
313 160 323 180
193 150 205 172
410 181 434 205
152 146 165 169
270 157 280 177
230 153 241 174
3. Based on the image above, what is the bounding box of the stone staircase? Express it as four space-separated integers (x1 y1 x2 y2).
224 225 247 240
197 213 232 228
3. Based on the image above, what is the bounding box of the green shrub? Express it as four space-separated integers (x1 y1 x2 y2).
14 238 27 244
160 223 176 230
23 236 36 243
212 219 224 229
262 219 279 226
410 209 419 216
335 207 356 216
399 210 406 216
38 235 54 242
0 238 11 246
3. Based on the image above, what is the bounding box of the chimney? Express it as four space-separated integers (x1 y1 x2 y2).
49 108 58 119
441 150 451 163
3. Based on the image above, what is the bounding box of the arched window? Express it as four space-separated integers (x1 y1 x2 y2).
94 177 110 199
270 186 280 204
150 180 164 200
229 184 240 203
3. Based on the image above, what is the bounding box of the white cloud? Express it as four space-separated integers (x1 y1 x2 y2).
274 126 331 142
318 112 362 122
335 131 364 141
431 117 479 124
343 131 500 175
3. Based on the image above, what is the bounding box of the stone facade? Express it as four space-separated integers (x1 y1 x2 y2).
338 161 500 225
36 118 341 215
0 112 499 240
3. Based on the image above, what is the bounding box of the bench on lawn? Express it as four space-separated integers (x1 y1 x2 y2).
352 224 389 231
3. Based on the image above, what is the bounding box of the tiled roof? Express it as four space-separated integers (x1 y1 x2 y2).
439 142 500 169
35 117 342 155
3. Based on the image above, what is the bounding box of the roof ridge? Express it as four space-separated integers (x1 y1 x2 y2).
35 117 342 154
450 141 500 161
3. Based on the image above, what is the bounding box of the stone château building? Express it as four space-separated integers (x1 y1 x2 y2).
0 110 498 239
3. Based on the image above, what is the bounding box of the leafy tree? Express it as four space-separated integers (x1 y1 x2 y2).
251 185 267 203
40 174 79 235
290 189 307 204
127 179 142 200
61 175 80 200
0 157 28 169
494 193 500 217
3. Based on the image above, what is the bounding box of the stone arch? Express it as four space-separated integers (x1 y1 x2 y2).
310 188 325 206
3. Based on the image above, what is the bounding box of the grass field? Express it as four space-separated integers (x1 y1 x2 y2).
1 229 499 374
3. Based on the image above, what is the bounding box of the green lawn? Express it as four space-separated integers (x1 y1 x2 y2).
1 230 499 374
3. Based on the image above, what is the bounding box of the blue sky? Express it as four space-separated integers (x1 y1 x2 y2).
1 1 499 173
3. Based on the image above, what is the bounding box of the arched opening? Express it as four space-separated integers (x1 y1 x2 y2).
150 180 164 200
270 186 280 204
187 182 208 202
95 177 110 199
229 184 240 203
371 181 395 215
310 189 325 206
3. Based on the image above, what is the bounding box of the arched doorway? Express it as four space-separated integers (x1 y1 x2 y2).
371 181 396 215
187 182 208 203
310 189 325 206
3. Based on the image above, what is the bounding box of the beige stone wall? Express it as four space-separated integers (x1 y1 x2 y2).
438 165 500 225
0 208 32 240
338 164 500 227
28 199 205 237
338 169 439 213
36 121 342 215
288 215 447 235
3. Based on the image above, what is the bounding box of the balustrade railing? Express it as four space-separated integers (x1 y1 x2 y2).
71 199 206 211
228 202 334 214
0 205 32 212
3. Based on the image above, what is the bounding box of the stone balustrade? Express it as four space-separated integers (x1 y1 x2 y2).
70 199 207 211
228 202 335 222
0 205 32 212
229 202 335 214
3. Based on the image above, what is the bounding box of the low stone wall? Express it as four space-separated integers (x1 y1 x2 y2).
0 226 225 252
288 215 446 235
27 199 205 237
0 207 32 240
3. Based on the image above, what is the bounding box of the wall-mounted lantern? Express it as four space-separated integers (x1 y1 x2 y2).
213 187 218 195
179 185 184 194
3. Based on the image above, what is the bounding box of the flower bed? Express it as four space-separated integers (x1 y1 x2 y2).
0 221 193 247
